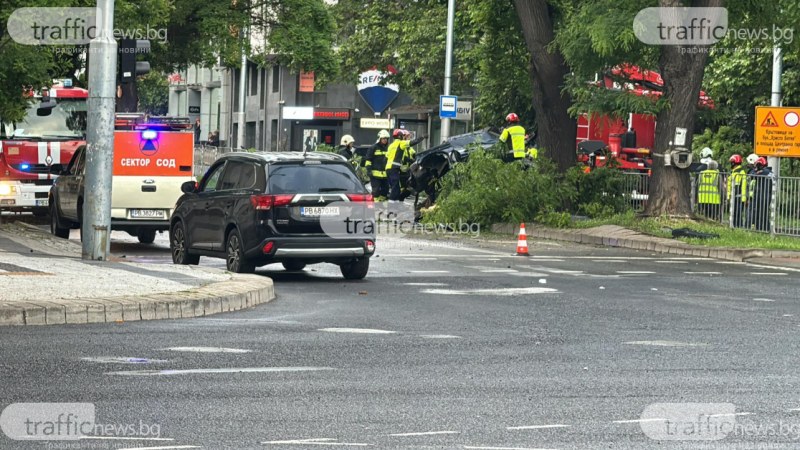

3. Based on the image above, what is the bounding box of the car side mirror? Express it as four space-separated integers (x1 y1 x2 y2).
49 164 66 175
181 180 198 193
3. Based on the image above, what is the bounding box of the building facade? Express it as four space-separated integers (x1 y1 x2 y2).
168 62 475 152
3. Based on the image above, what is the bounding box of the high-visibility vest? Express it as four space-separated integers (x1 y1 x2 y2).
384 139 408 172
727 165 747 202
526 147 538 159
401 146 416 172
500 125 526 158
697 169 721 205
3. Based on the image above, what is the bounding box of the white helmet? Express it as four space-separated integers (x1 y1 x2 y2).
700 147 713 158
340 134 355 146
746 153 759 165
377 130 390 139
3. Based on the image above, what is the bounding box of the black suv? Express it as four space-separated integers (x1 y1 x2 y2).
169 152 375 279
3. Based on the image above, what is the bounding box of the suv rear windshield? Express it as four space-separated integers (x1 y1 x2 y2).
267 163 366 194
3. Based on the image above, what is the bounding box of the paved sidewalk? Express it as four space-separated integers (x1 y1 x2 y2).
491 223 800 269
0 221 275 326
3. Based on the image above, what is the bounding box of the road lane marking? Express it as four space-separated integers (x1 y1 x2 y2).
389 431 459 437
81 357 168 364
655 260 688 264
106 367 334 376
464 446 558 450
509 273 549 277
613 418 666 424
684 272 722 275
480 269 519 273
616 271 655 274
422 287 559 296
81 437 175 441
261 438 370 446
119 446 200 450
507 424 570 430
746 263 800 273
624 341 707 347
319 328 396 334
750 272 788 276
753 298 776 302
419 335 462 339
708 412 751 418
161 347 251 353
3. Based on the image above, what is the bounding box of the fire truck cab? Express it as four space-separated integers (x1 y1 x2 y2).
0 81 88 215
49 114 195 243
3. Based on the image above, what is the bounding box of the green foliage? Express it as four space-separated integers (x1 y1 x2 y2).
137 72 169 116
565 166 631 218
315 144 336 153
424 149 573 228
692 127 753 168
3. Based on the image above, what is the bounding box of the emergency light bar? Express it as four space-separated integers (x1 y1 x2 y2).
115 114 191 131
141 130 158 140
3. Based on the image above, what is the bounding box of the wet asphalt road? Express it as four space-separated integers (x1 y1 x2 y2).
1 215 800 449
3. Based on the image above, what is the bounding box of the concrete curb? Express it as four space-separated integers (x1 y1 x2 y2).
0 274 275 326
491 223 800 263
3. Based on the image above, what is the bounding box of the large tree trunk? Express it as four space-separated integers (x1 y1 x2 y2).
644 0 722 216
513 0 576 173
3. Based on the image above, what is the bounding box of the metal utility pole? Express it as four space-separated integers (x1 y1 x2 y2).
237 27 248 149
83 0 117 261
769 45 782 176
440 0 455 141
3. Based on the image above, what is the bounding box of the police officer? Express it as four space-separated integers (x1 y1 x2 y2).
365 130 390 201
697 160 721 221
750 156 774 232
728 154 748 228
499 113 526 161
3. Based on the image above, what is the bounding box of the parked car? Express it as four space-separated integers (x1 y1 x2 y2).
169 151 375 279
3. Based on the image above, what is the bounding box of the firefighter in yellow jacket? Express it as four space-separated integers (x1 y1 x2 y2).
385 129 409 203
499 113 526 161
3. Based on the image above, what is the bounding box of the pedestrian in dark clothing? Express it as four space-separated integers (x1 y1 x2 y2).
749 156 774 232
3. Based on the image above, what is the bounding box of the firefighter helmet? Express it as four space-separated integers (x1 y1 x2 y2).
700 147 713 158
729 154 743 165
756 156 768 168
505 113 519 123
340 134 355 146
377 129 390 139
746 153 759 165
392 128 405 138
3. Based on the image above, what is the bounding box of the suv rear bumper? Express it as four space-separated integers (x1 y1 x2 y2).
248 237 375 263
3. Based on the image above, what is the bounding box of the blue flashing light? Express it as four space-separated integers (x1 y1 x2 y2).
142 130 158 140
63 79 73 88
20 164 30 171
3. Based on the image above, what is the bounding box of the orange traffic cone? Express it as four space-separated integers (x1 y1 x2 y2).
515 223 530 256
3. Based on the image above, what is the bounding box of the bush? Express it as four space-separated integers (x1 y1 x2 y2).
565 165 632 218
423 149 575 227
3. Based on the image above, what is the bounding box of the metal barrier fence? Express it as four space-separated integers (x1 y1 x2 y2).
193 145 234 178
621 172 650 212
618 171 800 237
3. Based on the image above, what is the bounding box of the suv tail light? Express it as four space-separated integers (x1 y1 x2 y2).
366 240 375 253
347 193 374 209
250 194 294 210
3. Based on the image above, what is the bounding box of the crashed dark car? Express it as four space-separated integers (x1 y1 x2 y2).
404 128 507 208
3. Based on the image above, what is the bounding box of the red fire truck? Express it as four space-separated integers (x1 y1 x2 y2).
0 81 88 215
576 65 713 173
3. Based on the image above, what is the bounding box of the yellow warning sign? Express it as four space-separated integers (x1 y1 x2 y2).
755 106 800 157
761 111 779 127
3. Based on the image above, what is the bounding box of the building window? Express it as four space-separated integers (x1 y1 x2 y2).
250 63 258 96
272 65 280 93
271 119 278 151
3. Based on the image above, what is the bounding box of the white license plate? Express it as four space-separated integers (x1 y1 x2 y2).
130 209 165 219
36 199 48 207
300 206 340 217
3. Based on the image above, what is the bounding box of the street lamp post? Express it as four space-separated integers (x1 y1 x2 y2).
440 0 455 141
277 100 285 151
